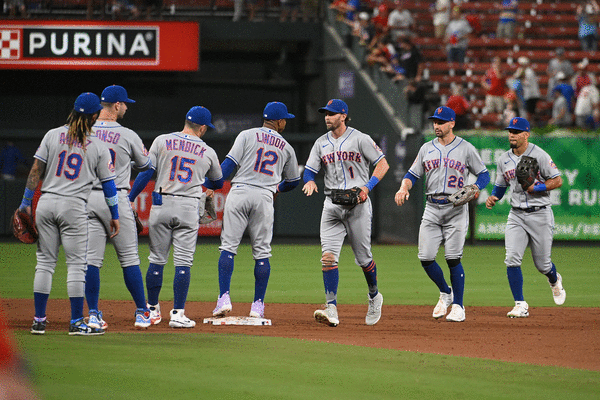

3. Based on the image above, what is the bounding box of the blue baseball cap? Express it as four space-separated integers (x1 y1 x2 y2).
505 117 530 132
263 102 295 120
319 99 349 114
73 92 103 114
101 85 135 103
186 106 215 128
428 106 455 122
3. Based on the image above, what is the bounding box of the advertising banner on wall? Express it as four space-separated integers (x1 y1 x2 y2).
0 20 199 71
467 135 600 240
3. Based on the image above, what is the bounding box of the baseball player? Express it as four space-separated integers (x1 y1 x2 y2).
394 106 490 322
485 117 565 318
212 102 300 319
85 85 152 330
302 99 389 327
129 106 223 328
24 92 119 336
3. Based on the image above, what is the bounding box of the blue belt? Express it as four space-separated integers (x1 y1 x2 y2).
513 206 547 213
427 195 450 204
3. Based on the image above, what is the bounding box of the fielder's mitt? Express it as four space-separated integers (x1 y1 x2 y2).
12 209 38 244
331 187 362 206
448 184 480 207
200 196 217 225
516 155 539 191
133 210 143 234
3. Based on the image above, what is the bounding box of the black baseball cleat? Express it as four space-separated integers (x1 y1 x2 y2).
68 317 105 336
31 318 47 335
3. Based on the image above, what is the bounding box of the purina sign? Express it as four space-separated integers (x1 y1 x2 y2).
0 21 199 71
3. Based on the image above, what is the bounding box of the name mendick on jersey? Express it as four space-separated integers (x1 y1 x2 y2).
256 131 286 150
321 151 362 165
165 138 206 157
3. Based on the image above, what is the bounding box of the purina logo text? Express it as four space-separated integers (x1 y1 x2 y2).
23 27 157 59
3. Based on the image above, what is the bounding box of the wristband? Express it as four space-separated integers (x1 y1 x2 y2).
533 183 547 192
365 176 380 192
20 188 35 208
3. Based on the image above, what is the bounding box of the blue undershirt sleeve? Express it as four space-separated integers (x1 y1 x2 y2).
128 168 155 202
403 171 418 185
277 180 300 193
491 185 507 200
101 179 119 220
303 168 317 183
474 170 490 190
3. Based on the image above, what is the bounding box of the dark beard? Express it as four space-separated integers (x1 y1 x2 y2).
509 142 517 148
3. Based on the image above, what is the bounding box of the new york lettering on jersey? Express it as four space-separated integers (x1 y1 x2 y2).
320 151 362 165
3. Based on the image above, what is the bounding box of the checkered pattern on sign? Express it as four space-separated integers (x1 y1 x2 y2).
0 30 20 59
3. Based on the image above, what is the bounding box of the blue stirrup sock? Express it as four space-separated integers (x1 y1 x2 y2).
422 261 451 294
146 263 164 306
507 266 525 302
362 260 379 298
173 266 191 310
545 263 558 284
85 265 100 311
449 263 465 307
323 266 339 306
123 265 148 310
254 258 271 302
34 292 49 319
70 297 85 321
218 251 235 296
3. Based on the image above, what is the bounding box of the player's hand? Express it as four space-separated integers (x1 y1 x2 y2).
485 195 499 209
358 186 369 203
394 187 410 206
302 181 318 196
109 219 120 238
205 189 215 199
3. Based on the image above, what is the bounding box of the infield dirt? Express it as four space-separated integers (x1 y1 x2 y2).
4 299 599 371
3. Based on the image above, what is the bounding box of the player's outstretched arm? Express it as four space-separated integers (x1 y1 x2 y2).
395 171 417 206
302 168 318 196
485 185 506 209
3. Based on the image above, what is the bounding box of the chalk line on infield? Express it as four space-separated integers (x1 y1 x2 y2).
203 316 272 326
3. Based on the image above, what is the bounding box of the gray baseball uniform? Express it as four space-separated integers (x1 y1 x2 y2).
148 132 222 267
494 143 560 273
87 120 151 268
220 127 300 259
304 127 385 266
409 136 487 260
33 127 115 297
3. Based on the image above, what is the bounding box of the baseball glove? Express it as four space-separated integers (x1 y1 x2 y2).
12 209 38 244
331 187 362 206
448 184 480 207
516 155 539 191
200 196 217 225
133 210 143 234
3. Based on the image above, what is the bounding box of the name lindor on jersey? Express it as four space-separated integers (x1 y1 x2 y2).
321 151 362 165
256 131 286 150
422 157 467 173
165 138 206 157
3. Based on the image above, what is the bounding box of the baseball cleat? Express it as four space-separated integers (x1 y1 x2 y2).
249 299 265 318
31 318 46 335
87 310 108 330
549 273 566 305
507 301 529 318
365 292 383 325
432 288 453 319
212 292 232 317
69 317 105 336
446 304 465 322
169 309 196 328
314 303 339 327
134 309 151 329
148 303 162 325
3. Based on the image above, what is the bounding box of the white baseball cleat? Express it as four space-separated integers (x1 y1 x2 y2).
432 288 453 319
507 301 529 318
249 299 265 318
148 303 162 325
169 309 196 328
212 292 233 317
446 304 465 322
549 273 566 305
365 292 383 325
314 303 339 327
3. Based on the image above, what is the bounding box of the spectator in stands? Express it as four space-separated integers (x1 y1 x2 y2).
444 6 472 65
585 104 600 129
574 83 599 128
508 67 526 118
388 0 415 41
432 0 451 39
548 86 573 127
352 12 375 45
280 0 301 22
329 0 361 24
546 47 574 101
0 141 29 181
576 0 599 52
501 92 520 127
109 0 141 20
554 71 576 112
481 56 507 114
387 36 422 82
367 35 396 70
496 0 518 39
520 57 541 126
446 84 471 130
368 3 391 49
572 58 596 99
6 0 28 18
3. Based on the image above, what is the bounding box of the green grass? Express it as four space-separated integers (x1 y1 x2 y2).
3 242 600 399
